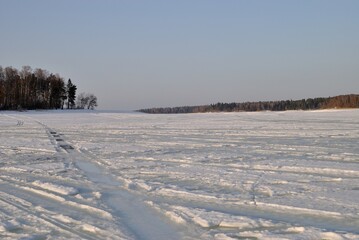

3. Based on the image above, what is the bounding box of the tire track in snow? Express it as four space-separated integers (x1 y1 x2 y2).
0 170 126 239
0 175 112 220
149 187 359 234
0 191 100 240
26 116 183 240
104 155 359 180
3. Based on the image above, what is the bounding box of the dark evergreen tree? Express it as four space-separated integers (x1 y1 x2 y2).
49 74 66 109
66 79 77 109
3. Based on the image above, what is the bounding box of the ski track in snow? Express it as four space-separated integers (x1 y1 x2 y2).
1 110 359 239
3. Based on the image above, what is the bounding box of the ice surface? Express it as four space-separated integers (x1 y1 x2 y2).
1 109 359 239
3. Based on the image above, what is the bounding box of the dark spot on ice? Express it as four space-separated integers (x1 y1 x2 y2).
60 145 74 150
56 139 64 142
352 187 359 190
50 131 57 134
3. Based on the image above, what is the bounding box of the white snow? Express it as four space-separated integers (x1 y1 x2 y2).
32 180 79 195
0 219 21 232
1 109 359 239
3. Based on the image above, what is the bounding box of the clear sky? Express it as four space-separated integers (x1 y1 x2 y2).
1 0 359 110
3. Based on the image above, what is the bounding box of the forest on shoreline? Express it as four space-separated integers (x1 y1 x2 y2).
0 66 97 110
139 94 359 114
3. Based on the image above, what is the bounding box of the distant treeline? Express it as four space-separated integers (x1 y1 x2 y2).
139 94 359 114
0 65 97 110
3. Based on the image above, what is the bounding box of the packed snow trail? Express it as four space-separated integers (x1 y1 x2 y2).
75 160 182 240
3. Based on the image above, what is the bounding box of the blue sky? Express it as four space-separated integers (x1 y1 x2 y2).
1 0 358 110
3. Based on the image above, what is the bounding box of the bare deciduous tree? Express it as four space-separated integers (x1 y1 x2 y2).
76 92 98 110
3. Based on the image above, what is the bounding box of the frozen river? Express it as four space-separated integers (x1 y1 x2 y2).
0 110 359 239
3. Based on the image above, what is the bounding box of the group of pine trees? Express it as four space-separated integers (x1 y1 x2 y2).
0 66 97 110
139 94 359 114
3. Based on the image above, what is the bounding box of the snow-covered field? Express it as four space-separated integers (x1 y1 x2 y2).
1 109 359 239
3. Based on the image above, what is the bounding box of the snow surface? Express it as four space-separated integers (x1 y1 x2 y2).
1 109 359 239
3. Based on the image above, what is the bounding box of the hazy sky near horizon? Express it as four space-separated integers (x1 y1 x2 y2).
1 0 359 110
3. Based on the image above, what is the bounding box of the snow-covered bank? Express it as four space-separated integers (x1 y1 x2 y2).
1 110 359 239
